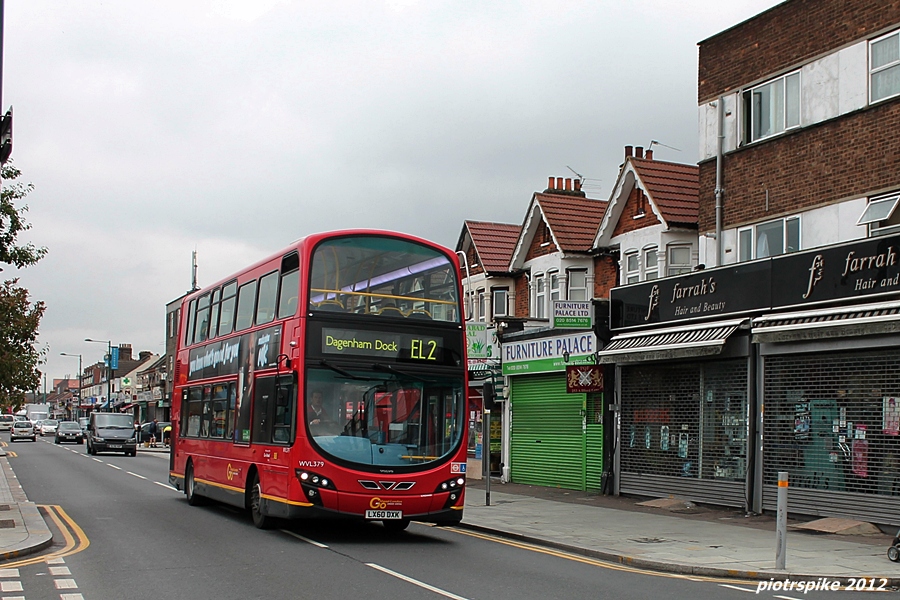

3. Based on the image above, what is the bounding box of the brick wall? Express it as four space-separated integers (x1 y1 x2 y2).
465 246 483 276
514 274 529 317
593 255 618 300
524 220 558 261
612 186 661 237
698 99 900 231
698 0 900 102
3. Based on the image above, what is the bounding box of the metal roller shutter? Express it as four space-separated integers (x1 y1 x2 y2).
510 374 586 490
761 349 900 525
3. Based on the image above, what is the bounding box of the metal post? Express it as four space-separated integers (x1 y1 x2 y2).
484 408 491 506
776 471 788 569
107 341 112 412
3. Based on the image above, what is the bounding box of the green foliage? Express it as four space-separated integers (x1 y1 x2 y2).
1 162 46 269
0 163 46 412
0 279 45 409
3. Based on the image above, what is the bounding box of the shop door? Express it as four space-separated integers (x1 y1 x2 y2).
510 374 588 490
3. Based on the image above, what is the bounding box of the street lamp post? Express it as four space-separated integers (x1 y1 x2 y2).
85 339 113 412
60 352 82 419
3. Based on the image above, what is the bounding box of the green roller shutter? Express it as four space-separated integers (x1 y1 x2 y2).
510 373 586 490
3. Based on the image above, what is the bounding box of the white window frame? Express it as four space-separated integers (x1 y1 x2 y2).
737 216 801 262
477 288 486 322
567 269 587 301
549 271 560 304
534 274 546 319
870 30 900 104
492 287 508 318
624 251 639 284
666 244 693 277
744 70 801 143
643 246 658 280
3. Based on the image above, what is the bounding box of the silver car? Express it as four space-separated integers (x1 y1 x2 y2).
11 420 35 442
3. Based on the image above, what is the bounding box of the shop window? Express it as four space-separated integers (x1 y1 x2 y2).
871 30 900 103
567 270 587 301
492 287 508 318
667 244 692 276
643 247 658 280
624 252 639 284
738 216 800 262
742 71 800 143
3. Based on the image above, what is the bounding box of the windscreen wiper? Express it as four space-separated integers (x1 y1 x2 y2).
372 363 433 383
318 360 365 380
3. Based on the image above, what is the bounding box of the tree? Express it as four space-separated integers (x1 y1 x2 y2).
0 163 47 412
0 162 45 269
0 280 45 408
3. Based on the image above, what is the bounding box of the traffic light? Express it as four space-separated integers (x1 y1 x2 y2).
482 382 496 411
0 107 12 164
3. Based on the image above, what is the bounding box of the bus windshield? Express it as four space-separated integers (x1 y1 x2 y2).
308 236 460 323
306 366 464 469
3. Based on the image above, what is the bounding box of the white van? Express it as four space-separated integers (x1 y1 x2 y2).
0 415 15 432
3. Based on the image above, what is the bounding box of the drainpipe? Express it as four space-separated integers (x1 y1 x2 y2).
715 95 725 266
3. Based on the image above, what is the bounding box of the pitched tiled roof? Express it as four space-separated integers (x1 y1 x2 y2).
631 158 699 226
536 193 608 252
465 221 521 273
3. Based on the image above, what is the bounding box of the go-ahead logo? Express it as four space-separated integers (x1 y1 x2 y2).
226 463 241 481
369 497 401 509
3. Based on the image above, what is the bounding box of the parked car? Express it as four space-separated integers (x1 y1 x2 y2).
137 421 170 444
86 412 137 456
0 415 15 432
78 417 89 432
55 421 83 444
39 419 59 436
32 419 44 434
11 420 35 442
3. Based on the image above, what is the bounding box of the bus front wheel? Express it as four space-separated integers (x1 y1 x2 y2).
249 473 274 530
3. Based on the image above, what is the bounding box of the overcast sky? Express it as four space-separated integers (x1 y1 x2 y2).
7 0 781 385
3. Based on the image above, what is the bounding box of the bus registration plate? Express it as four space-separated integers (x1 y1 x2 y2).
366 510 402 520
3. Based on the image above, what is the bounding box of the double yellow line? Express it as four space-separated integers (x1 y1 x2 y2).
1 505 89 568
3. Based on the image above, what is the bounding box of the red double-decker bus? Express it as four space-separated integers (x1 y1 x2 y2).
169 230 468 531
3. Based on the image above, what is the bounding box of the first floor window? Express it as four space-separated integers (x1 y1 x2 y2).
625 252 639 284
738 216 801 262
492 287 508 318
535 275 546 318
477 289 486 322
567 270 587 300
643 248 658 280
667 245 692 276
743 71 800 143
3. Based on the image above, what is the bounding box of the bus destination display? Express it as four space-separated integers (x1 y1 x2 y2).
322 328 443 362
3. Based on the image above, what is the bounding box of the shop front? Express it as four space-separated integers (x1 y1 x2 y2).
502 330 603 491
606 233 900 525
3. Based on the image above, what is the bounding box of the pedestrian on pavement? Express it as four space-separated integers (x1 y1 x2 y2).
163 424 172 447
149 419 159 448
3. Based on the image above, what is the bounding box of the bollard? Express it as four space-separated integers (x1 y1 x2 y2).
776 471 788 569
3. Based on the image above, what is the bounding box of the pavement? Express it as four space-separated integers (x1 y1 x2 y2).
0 442 897 586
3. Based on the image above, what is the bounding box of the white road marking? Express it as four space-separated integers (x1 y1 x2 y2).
61 594 85 600
0 569 18 577
1 595 25 600
281 530 329 548
46 558 65 565
53 579 77 589
0 581 22 592
774 596 804 600
107 464 122 470
48 567 71 576
366 563 469 600
127 471 146 479
154 481 177 491
91 458 102 463
718 584 755 592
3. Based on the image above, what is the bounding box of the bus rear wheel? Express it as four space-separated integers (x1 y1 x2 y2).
249 473 274 530
185 462 205 506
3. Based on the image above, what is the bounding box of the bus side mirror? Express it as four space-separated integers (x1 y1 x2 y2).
482 382 496 411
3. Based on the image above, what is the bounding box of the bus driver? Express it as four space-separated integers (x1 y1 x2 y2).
308 390 336 434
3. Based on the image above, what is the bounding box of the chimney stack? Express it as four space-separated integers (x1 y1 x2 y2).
548 176 555 190
645 148 653 160
564 178 571 191
635 146 644 159
556 177 563 189
574 179 582 192
625 145 633 158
